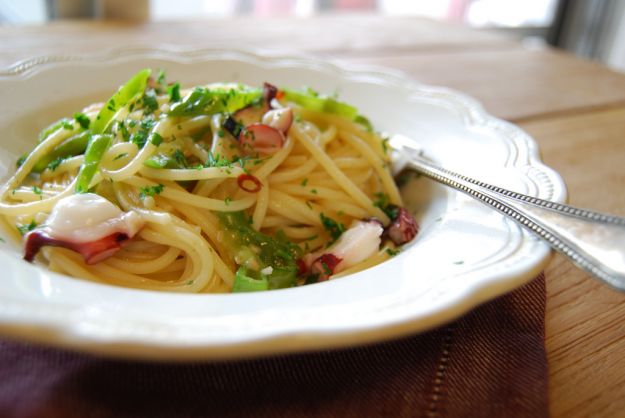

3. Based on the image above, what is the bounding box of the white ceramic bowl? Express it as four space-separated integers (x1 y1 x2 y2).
0 47 565 360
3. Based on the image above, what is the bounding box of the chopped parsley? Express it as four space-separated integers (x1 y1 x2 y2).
156 69 167 85
128 118 155 147
139 184 164 199
381 135 390 155
117 121 131 141
168 82 181 103
141 89 159 114
224 197 232 206
205 151 232 168
310 188 318 195
47 157 65 171
320 213 345 245
373 192 398 219
140 118 155 131
17 220 37 236
113 153 128 161
172 149 187 167
301 178 308 187
73 112 91 130
232 154 257 173
32 186 42 195
15 155 26 168
386 248 400 256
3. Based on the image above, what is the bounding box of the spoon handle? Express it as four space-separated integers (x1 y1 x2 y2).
404 154 625 291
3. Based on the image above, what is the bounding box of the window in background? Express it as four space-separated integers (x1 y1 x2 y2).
1 0 623 73
0 0 46 23
0 0 558 28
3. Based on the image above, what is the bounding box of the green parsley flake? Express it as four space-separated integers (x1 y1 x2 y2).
17 220 37 236
168 82 181 103
156 69 166 85
73 112 91 130
32 186 42 195
113 153 128 161
205 151 232 168
320 213 345 245
142 90 159 114
381 136 390 155
373 192 398 219
47 157 65 171
139 184 164 199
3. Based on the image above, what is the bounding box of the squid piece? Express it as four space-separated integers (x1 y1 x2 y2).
386 207 418 245
239 124 286 155
226 82 293 156
23 193 144 264
303 219 384 281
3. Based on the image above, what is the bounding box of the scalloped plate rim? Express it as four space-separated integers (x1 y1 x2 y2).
0 46 565 360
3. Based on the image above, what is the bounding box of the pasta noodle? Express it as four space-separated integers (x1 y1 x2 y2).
0 70 417 293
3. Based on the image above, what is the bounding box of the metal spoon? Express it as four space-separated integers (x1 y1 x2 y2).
390 134 625 291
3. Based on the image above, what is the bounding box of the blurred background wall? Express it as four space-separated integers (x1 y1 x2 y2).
1 0 624 73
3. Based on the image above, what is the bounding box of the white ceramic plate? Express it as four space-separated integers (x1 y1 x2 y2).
0 47 565 360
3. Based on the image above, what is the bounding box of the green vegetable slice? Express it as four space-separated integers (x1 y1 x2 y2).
232 267 269 293
218 211 302 291
169 85 262 117
30 131 91 173
91 68 152 134
75 134 113 193
281 87 373 131
282 88 357 119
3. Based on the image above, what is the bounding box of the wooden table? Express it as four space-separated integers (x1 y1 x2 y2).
2 15 625 417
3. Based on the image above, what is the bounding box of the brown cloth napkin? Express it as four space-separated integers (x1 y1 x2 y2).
0 274 548 418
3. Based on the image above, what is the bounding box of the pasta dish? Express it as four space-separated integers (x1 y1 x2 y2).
0 69 417 293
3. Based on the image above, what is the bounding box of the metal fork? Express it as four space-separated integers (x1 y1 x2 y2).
390 135 625 291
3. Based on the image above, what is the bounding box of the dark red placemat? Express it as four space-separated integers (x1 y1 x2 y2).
0 274 547 418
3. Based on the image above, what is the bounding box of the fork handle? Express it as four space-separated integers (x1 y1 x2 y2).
405 155 625 291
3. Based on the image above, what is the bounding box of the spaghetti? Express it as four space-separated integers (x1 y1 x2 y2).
0 70 417 293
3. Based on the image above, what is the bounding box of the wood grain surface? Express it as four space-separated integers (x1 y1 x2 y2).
1 15 624 418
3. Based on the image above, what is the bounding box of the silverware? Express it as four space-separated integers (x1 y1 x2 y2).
390 135 625 291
